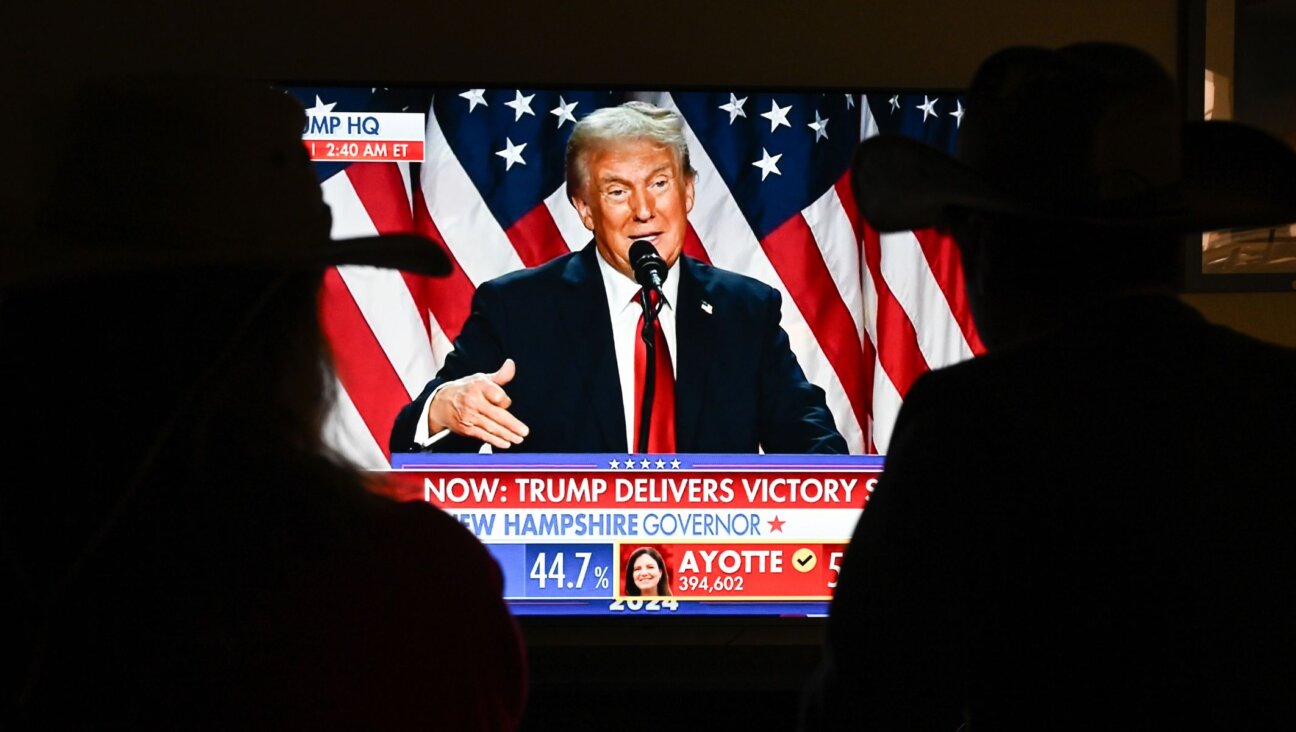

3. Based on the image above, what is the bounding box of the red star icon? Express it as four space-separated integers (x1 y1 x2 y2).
767 515 786 533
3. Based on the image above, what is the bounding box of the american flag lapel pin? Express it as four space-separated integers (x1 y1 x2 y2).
701 301 713 315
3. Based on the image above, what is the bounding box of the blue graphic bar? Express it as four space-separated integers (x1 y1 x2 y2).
485 544 526 598
522 543 615 599
487 543 616 600
391 452 886 470
508 599 830 616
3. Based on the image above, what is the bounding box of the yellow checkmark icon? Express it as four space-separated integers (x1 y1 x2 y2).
791 548 817 573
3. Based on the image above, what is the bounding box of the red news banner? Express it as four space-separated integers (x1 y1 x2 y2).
651 542 847 600
378 454 881 602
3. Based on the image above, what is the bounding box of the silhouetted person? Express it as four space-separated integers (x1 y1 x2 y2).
1 78 526 730
802 44 1296 730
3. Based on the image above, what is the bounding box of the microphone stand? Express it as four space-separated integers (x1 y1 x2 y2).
636 287 658 454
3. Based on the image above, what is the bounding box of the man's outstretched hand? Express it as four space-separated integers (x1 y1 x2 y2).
428 358 530 449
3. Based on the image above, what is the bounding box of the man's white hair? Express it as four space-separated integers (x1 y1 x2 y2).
565 101 696 198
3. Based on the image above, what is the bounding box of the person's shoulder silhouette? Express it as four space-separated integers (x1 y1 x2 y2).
1 76 524 730
803 44 1296 731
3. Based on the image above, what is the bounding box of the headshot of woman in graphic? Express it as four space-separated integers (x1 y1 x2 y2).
624 546 672 597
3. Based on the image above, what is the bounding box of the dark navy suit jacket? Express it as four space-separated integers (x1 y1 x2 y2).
390 243 846 455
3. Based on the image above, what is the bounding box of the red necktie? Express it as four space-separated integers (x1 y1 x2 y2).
633 288 676 453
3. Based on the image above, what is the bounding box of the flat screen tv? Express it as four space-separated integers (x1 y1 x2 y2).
280 82 979 619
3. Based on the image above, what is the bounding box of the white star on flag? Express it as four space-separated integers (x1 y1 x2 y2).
752 148 783 180
609 458 621 469
459 89 487 112
808 110 830 142
845 94 855 109
950 99 965 127
761 100 792 132
889 95 900 113
917 95 939 122
670 459 681 469
654 459 666 469
495 137 527 170
719 93 748 124
307 95 336 115
639 459 650 468
550 96 579 127
504 90 535 121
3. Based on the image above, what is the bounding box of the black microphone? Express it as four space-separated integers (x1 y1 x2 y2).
628 240 668 293
627 240 666 453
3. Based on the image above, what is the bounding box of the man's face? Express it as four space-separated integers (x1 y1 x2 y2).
571 139 695 280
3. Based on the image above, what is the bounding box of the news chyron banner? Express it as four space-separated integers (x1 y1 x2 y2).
301 104 425 163
378 454 881 616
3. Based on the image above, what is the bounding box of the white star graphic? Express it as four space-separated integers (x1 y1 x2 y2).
627 455 636 467
889 95 900 113
609 458 621 469
807 110 830 142
306 95 336 116
655 459 666 469
719 93 748 124
504 90 536 121
917 95 939 122
761 100 792 132
950 99 965 127
640 459 650 469
670 458 681 469
550 96 579 128
495 137 527 170
752 148 783 181
459 89 487 112
845 94 856 109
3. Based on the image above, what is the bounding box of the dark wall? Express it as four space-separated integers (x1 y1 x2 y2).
9 1 1178 88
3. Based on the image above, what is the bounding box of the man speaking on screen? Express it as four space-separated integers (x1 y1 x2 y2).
390 101 846 455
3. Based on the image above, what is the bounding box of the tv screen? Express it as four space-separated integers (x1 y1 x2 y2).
282 83 979 617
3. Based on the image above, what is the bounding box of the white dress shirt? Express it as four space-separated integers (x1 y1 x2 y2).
414 249 680 451
596 251 679 452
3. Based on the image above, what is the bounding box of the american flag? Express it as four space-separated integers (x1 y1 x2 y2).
285 86 983 469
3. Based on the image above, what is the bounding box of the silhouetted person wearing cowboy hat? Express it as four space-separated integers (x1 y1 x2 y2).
802 44 1296 731
1 78 525 730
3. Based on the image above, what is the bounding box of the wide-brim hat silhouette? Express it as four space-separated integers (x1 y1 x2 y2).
852 43 1296 234
2 75 451 290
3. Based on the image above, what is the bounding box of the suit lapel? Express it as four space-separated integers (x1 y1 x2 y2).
560 243 627 451
674 257 716 452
